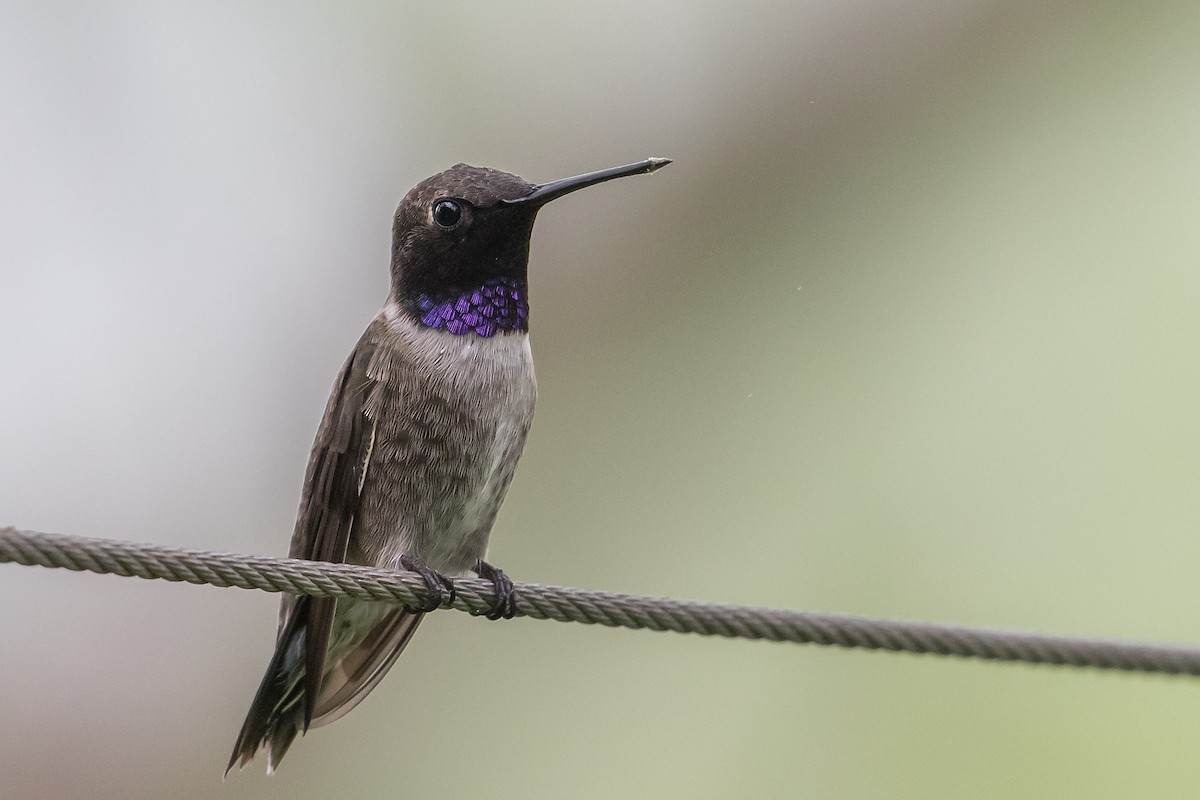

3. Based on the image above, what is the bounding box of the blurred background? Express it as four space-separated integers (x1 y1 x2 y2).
3 1 1200 797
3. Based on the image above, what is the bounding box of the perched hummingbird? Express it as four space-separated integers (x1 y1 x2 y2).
227 157 671 773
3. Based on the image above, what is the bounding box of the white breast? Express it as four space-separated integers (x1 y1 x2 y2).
375 301 538 570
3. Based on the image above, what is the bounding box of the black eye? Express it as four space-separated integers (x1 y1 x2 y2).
433 199 462 228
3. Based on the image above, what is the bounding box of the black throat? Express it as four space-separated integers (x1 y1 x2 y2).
403 278 529 337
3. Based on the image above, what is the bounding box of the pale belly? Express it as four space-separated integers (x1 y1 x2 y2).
350 318 537 575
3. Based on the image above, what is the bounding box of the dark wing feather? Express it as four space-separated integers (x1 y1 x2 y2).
227 335 376 773
288 337 376 727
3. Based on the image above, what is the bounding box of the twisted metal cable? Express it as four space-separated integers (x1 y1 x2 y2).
2 525 1199 677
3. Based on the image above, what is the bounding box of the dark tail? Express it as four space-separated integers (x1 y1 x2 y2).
226 600 424 775
226 606 310 776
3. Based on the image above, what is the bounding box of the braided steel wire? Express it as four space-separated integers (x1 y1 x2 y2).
2 526 1198 676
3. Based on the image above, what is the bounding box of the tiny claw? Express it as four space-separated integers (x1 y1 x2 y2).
474 559 517 620
399 554 456 612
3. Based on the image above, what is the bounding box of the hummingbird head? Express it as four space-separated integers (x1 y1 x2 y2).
389 159 671 336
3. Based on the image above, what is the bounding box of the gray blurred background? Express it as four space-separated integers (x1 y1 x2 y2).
3 1 1200 797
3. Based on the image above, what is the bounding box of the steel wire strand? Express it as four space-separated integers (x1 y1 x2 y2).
2 526 1199 676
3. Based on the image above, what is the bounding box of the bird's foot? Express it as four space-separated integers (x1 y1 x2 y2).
399 554 456 612
474 559 517 620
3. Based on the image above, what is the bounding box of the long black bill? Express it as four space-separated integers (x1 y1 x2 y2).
503 157 672 207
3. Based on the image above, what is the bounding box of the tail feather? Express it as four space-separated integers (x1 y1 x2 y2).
226 604 309 776
226 602 423 775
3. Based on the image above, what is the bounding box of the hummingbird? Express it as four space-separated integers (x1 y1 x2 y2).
226 157 671 774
